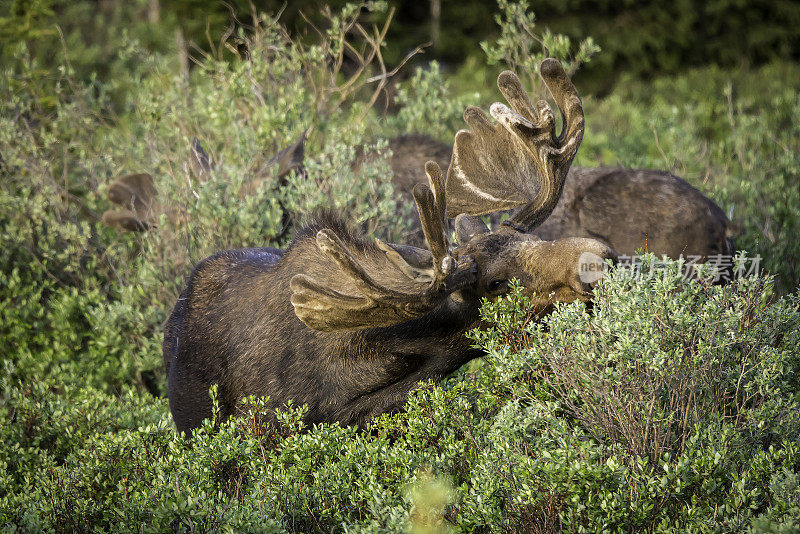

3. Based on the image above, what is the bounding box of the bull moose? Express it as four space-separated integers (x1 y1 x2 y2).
163 59 617 433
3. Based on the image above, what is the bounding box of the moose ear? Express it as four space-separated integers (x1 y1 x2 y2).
273 129 308 180
102 209 152 232
455 213 489 245
191 137 212 175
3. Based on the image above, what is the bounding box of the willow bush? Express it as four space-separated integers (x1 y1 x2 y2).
2 262 799 531
2 1 800 532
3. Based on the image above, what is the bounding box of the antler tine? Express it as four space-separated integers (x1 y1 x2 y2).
445 58 585 232
412 161 454 288
495 60 583 163
315 230 411 302
319 160 463 300
293 226 474 331
538 58 585 153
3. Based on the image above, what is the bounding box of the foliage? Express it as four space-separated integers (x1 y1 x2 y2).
480 0 600 96
3 0 799 100
533 0 800 91
2 262 799 531
0 2 411 398
0 0 233 93
387 60 480 142
387 0 600 149
476 259 799 464
2 1 800 532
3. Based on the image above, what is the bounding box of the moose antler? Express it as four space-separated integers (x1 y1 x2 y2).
446 58 584 232
290 162 476 331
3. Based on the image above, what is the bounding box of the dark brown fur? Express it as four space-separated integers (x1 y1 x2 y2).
163 213 483 433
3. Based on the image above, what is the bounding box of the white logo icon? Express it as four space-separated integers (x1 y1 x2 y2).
578 252 608 284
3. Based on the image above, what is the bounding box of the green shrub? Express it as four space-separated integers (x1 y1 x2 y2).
2 260 798 531
463 263 800 531
2 2 800 532
481 0 600 94
0 2 413 393
387 60 479 143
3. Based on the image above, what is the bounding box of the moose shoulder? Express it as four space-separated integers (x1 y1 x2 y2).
164 60 616 433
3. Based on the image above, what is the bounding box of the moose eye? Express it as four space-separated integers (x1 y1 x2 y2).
487 279 509 293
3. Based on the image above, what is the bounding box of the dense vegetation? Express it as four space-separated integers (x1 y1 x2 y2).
1 1 799 531
3 0 799 91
